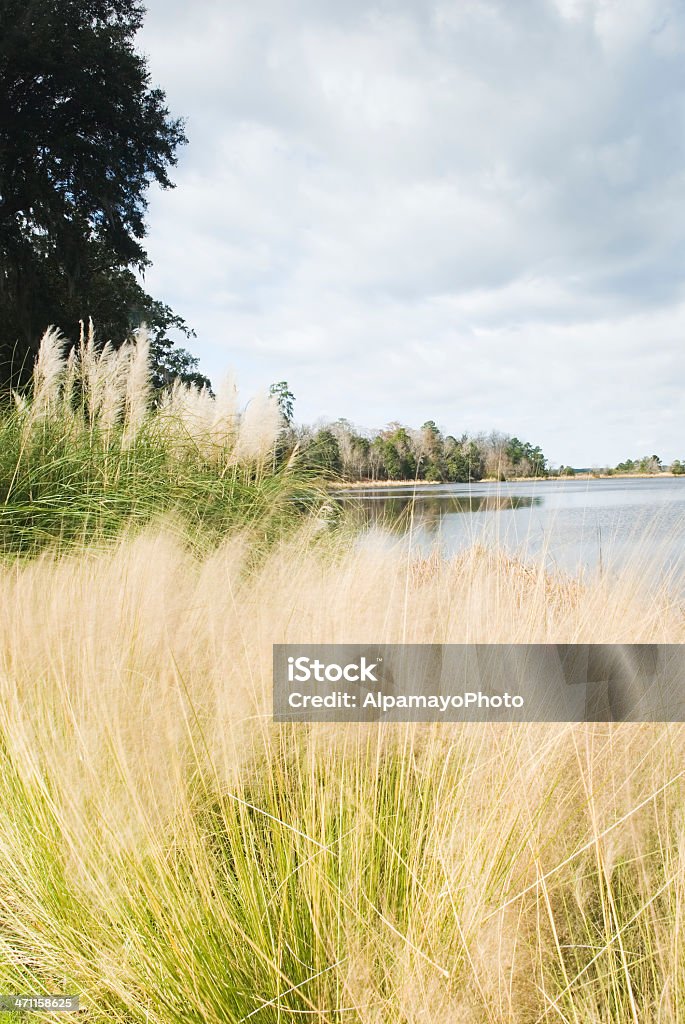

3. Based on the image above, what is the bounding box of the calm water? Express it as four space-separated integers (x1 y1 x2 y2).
334 478 685 584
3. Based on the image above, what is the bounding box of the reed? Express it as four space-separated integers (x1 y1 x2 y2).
0 526 683 1022
0 326 321 554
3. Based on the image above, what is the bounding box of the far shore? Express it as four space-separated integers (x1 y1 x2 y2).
330 472 680 490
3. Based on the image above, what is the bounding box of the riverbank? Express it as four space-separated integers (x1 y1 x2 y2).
331 472 679 489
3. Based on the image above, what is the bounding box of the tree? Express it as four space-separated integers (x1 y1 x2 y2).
269 381 295 424
617 455 663 474
328 419 372 480
640 455 662 473
112 293 210 392
526 444 547 476
417 420 445 481
303 428 342 476
0 0 189 384
463 440 485 481
378 425 417 480
443 436 472 482
504 436 547 477
505 437 526 466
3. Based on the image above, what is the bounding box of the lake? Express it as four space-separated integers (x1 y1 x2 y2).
334 478 685 585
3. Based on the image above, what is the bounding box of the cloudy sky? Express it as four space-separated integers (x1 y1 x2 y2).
137 0 685 466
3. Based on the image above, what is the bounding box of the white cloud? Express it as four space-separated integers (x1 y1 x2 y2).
137 0 685 464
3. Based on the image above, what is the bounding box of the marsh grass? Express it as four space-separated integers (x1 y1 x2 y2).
1 527 684 1022
0 324 321 554
2 324 684 1021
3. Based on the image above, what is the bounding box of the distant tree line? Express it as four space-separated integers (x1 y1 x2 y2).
268 385 685 483
290 418 548 482
615 456 684 475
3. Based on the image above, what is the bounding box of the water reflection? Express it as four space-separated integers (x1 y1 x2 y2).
338 492 542 535
333 478 685 584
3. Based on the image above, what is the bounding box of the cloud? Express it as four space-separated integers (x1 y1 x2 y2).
137 0 685 464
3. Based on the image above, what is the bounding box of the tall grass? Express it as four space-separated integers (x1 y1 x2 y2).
0 323 320 554
1 528 684 1022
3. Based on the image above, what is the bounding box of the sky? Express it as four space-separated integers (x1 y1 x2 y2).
137 0 685 466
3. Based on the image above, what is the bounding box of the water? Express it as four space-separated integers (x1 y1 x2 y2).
334 478 685 585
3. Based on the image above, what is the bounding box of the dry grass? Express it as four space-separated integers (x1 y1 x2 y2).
0 526 684 1022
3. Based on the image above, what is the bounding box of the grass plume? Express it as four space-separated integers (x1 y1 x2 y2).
29 325 65 420
0 326 320 554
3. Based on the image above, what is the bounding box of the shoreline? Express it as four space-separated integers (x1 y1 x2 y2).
330 472 680 490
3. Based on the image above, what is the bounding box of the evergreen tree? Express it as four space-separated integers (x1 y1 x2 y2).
0 0 192 384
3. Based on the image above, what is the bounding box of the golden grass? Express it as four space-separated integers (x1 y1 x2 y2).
0 527 684 1022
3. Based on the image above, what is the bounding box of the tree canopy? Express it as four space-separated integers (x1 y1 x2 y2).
269 381 295 424
615 455 665 474
0 0 196 385
293 416 548 484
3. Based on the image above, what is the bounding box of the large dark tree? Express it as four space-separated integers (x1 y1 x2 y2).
0 0 199 385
